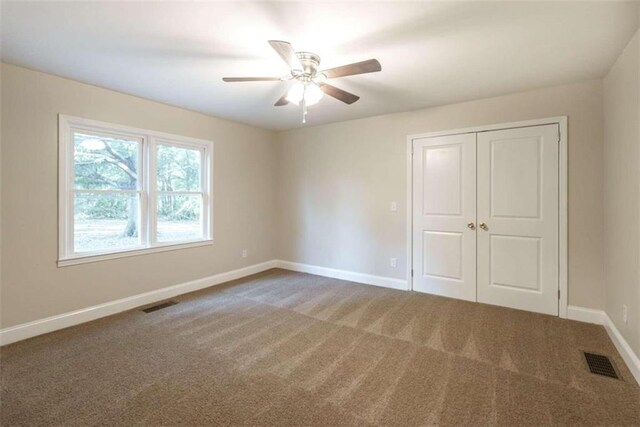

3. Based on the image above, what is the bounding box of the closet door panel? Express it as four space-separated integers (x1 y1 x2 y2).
476 124 559 315
412 133 476 301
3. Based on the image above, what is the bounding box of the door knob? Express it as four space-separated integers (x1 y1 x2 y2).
467 222 475 230
479 223 488 230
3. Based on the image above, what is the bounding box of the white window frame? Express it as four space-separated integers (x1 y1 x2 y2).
58 115 213 267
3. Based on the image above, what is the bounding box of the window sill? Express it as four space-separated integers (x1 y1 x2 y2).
58 239 214 267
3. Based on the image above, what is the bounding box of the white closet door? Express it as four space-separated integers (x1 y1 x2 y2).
476 124 559 315
412 133 476 301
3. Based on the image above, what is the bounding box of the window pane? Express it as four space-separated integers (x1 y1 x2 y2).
74 193 141 253
74 132 140 190
157 194 202 242
156 144 201 191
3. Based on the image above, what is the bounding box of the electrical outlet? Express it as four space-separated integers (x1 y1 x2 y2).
390 257 397 268
622 304 628 324
242 249 248 258
390 201 398 212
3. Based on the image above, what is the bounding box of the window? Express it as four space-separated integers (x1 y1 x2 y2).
59 116 213 266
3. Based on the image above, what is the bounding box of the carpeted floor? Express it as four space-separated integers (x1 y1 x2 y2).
1 268 639 426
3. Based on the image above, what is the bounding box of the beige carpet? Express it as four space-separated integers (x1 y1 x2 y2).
1 268 639 426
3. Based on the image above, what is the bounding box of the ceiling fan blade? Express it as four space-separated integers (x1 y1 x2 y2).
321 59 381 79
268 40 303 71
319 83 360 105
274 93 289 106
222 77 281 82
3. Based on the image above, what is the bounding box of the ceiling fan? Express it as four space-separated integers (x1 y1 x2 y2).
222 40 382 123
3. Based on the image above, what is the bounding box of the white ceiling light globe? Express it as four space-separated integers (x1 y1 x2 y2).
304 83 324 106
285 81 304 105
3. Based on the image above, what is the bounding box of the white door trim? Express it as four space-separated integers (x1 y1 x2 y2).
406 116 568 318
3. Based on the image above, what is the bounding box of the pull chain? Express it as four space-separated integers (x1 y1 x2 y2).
301 84 307 124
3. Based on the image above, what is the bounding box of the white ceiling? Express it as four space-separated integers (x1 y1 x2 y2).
2 1 638 131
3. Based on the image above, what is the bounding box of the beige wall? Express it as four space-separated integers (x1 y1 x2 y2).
276 79 605 309
603 29 640 357
0 64 615 328
0 63 277 328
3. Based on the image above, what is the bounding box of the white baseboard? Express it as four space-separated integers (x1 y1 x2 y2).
602 313 640 385
0 260 278 346
275 260 408 291
567 305 606 325
568 305 640 384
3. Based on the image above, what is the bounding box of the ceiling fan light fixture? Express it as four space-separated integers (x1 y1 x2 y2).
286 81 324 106
285 81 304 105
304 83 324 106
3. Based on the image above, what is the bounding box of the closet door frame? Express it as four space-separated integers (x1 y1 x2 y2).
406 116 568 318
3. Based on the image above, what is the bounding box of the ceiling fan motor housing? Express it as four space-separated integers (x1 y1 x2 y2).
295 52 321 77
